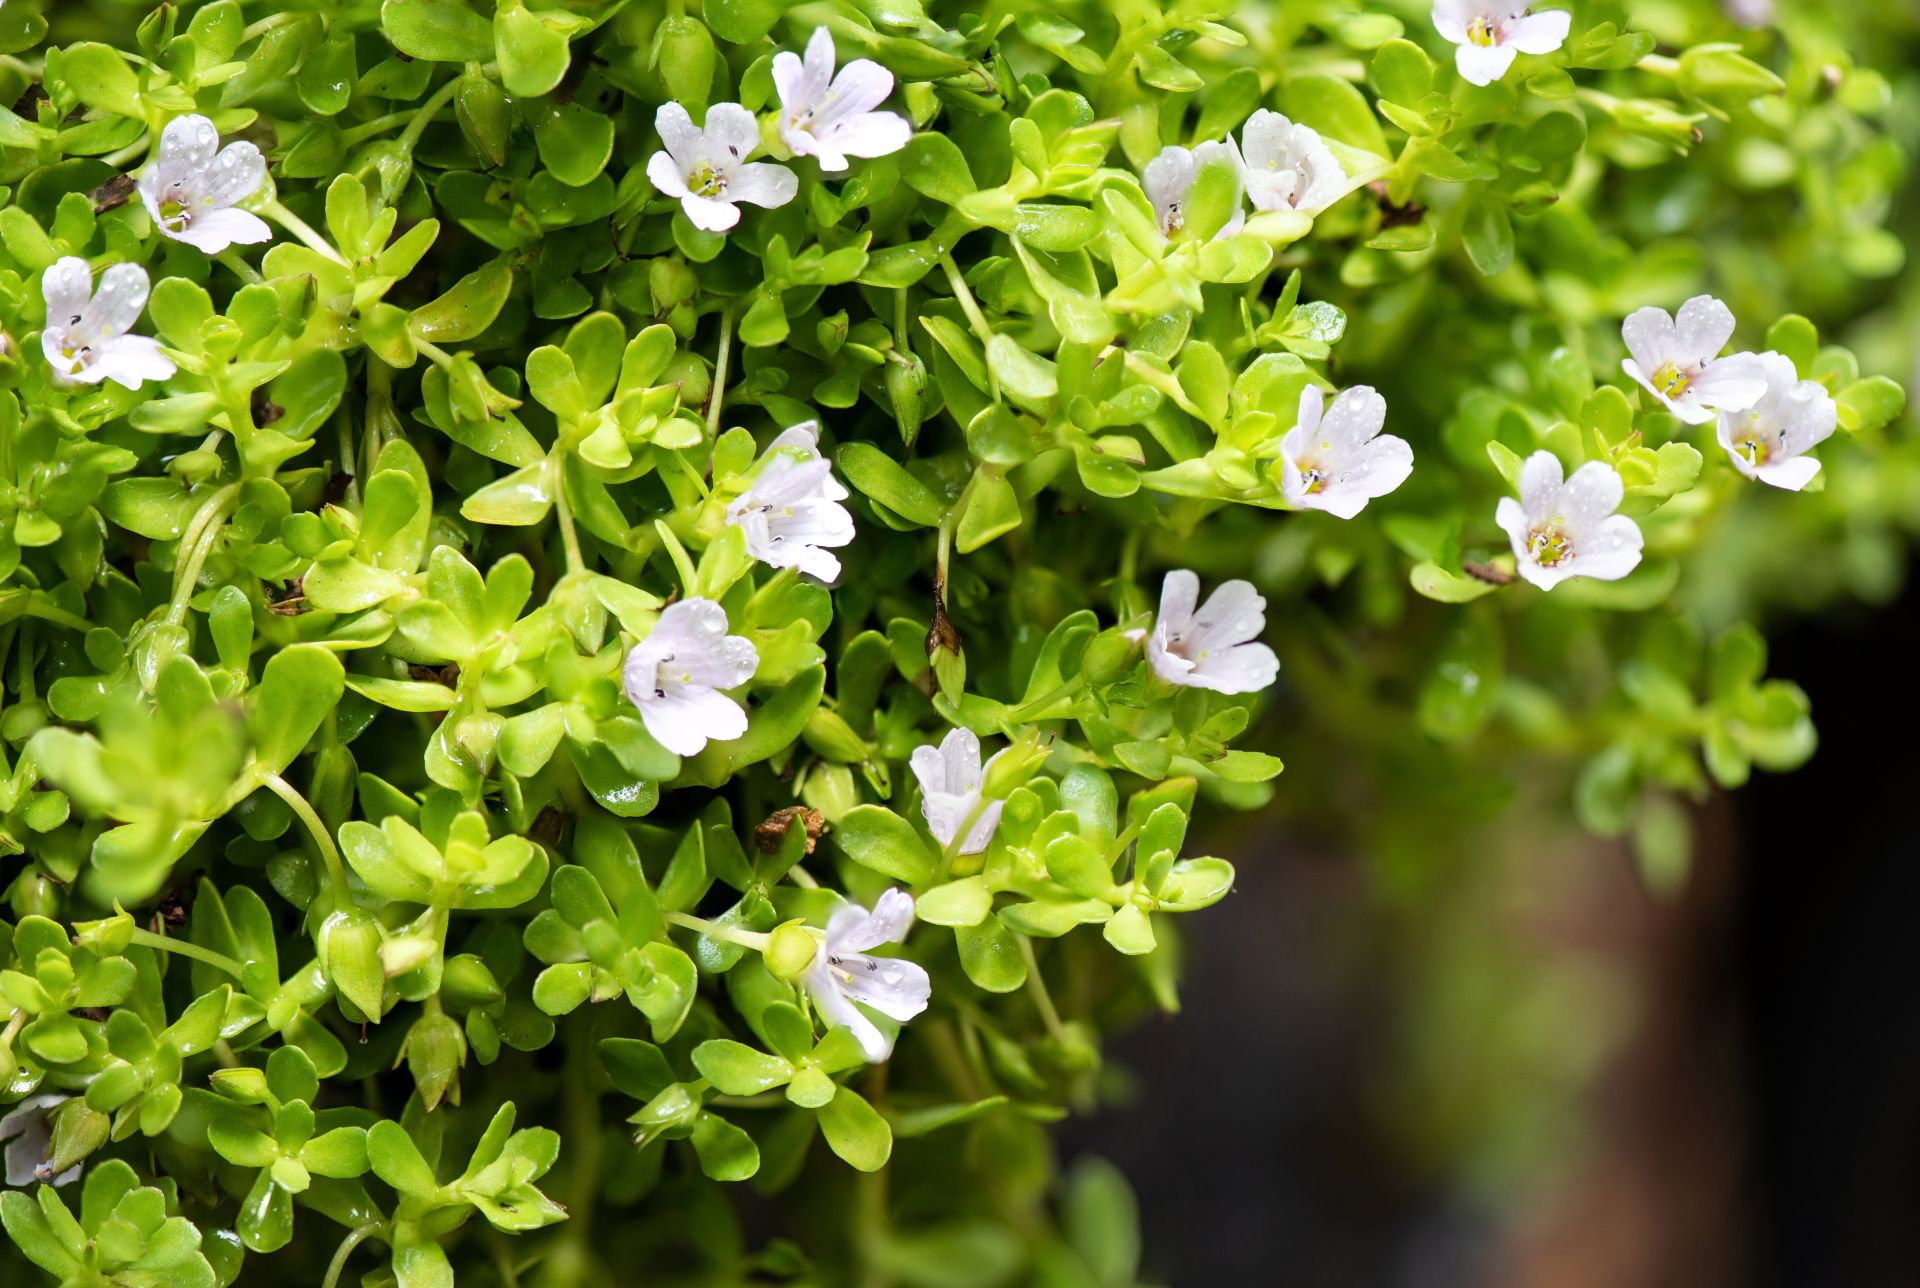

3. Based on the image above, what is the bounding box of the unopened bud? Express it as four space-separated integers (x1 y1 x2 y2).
763 922 819 982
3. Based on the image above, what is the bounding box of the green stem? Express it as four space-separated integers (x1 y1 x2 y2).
1007 672 1089 723
126 927 247 979
321 1221 387 1288
665 911 770 952
398 77 463 157
166 489 239 628
260 772 349 895
553 457 585 575
1015 934 1065 1040
938 253 999 401
705 306 735 457
24 598 94 634
216 249 264 285
261 201 350 266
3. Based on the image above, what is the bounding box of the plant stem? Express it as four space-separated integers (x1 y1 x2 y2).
126 927 247 979
705 306 735 457
665 911 770 952
261 772 349 894
553 458 585 574
262 201 350 266
1015 934 1065 1040
321 1221 387 1288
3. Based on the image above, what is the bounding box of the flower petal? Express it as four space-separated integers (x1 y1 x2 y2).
1755 455 1822 491
1561 460 1625 532
40 257 92 323
1503 9 1572 54
820 110 912 162
1620 307 1677 370
168 207 272 254
203 141 269 207
703 103 763 163
99 335 176 390
1156 568 1201 635
1455 41 1518 86
157 114 220 169
1516 449 1565 517
681 194 742 232
832 888 917 953
638 683 748 756
728 162 799 210
1573 514 1644 581
654 102 703 166
1691 352 1769 414
1674 294 1737 361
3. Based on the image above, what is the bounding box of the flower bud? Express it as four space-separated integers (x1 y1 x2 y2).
762 921 819 982
43 1099 110 1180
208 1067 272 1103
885 353 927 449
803 708 869 763
405 1010 468 1112
318 907 387 1021
630 1083 702 1145
982 736 1050 800
71 910 134 956
441 954 504 1012
651 17 717 112
649 257 699 314
1081 629 1142 685
7 868 62 921
1678 45 1786 111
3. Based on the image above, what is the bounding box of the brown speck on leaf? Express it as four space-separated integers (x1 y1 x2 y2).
1464 561 1515 586
756 806 824 856
926 578 961 662
530 806 565 849
268 577 308 616
409 664 461 688
155 885 192 930
89 173 137 214
251 389 284 427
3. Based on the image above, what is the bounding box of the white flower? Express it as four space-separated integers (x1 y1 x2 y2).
137 114 272 254
39 257 174 390
1495 451 1644 591
1237 110 1346 215
773 28 912 173
804 888 931 1063
1142 142 1245 239
1431 2 1573 87
725 422 856 582
1 1094 82 1188
1279 385 1413 519
1146 570 1279 694
1620 294 1769 425
910 728 1006 855
646 102 798 233
621 598 759 757
1715 351 1836 492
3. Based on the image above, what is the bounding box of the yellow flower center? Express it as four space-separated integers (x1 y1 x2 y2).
689 163 727 199
1468 16 1498 47
1651 360 1693 399
1732 413 1769 465
1527 525 1571 567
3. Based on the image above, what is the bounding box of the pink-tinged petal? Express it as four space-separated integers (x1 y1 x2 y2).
78 263 152 342
1146 629 1194 685
821 110 912 161
1715 417 1764 482
771 50 809 115
1143 145 1195 223
1156 568 1201 634
1620 306 1678 369
639 683 748 756
1561 460 1625 531
1313 436 1414 518
1674 294 1737 361
832 888 917 953
936 728 985 793
1503 9 1571 55
1494 496 1531 556
157 114 220 169
1455 40 1518 85
1516 449 1565 516
1188 579 1267 652
835 955 931 1022
703 103 763 163
645 151 692 200
653 102 704 166
1755 456 1821 491
1431 0 1472 44
1192 641 1279 694
681 194 742 232
100 336 176 389
728 162 798 210
823 58 895 121
1690 352 1768 413
40 257 92 322
1573 515 1644 581
204 141 269 207
168 207 272 253
802 26 837 100
1319 385 1387 452
807 962 891 1061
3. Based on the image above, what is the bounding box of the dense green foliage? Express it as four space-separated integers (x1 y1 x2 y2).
0 0 1911 1284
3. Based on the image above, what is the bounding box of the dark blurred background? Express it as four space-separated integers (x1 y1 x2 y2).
1066 587 1920 1286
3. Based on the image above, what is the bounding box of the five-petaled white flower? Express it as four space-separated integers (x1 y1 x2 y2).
0 1094 82 1188
1620 294 1768 425
773 28 912 173
1280 384 1413 519
137 114 272 254
646 102 798 233
910 728 1006 855
621 598 759 756
725 421 856 582
1715 351 1837 492
1496 451 1644 591
1145 570 1279 694
39 257 174 390
1142 142 1245 239
1432 2 1573 87
1237 110 1346 215
804 888 931 1063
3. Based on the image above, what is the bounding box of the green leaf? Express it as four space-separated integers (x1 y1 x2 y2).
817 1086 893 1171
834 805 938 884
380 0 494 63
